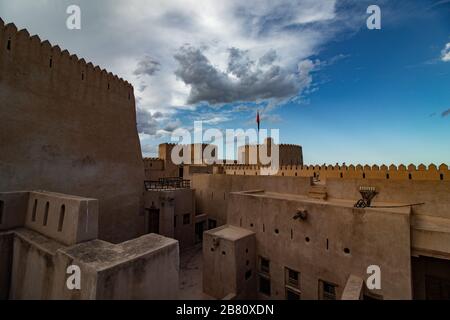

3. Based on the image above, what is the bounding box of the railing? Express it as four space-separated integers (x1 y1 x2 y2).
144 178 191 190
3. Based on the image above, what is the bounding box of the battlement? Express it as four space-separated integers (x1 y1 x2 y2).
0 18 134 100
223 163 450 181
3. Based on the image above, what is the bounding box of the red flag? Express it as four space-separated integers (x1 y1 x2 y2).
256 111 260 132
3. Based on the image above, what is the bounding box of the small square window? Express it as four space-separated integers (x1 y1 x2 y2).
285 268 300 289
259 257 270 274
319 280 337 300
183 213 191 225
259 276 271 296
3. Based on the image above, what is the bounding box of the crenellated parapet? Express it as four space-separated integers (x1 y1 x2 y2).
223 163 449 181
0 18 134 103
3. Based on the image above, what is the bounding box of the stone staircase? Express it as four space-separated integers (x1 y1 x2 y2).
308 183 327 200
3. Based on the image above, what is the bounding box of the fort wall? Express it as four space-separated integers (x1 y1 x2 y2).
0 19 145 243
224 163 449 181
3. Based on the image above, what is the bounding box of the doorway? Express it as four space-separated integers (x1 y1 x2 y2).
195 221 205 244
146 208 160 234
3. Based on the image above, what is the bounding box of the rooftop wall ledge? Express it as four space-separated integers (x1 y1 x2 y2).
408 164 416 171
0 17 4 28
439 163 448 170
418 164 426 170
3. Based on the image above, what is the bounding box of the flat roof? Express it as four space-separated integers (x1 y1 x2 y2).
230 190 411 215
206 225 255 241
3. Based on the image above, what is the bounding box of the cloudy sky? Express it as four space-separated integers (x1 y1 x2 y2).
1 0 449 164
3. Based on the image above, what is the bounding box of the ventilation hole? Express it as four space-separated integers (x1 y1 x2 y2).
222 251 226 255
290 229 293 240
246 260 250 266
282 173 285 176
6 38 11 51
409 173 412 180
344 248 351 255
246 248 249 254
386 173 390 180
250 223 254 227
58 205 65 232
43 202 49 226
107 83 110 90
305 237 310 243
363 173 366 179
128 93 131 100
0 200 4 225
340 173 343 178
32 199 38 222
274 228 279 234
245 269 252 280
81 73 84 80
263 224 265 233
295 173 298 177
326 238 329 250
49 57 53 68
440 174 444 181
211 248 215 252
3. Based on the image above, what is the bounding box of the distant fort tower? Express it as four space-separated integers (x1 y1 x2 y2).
238 138 303 166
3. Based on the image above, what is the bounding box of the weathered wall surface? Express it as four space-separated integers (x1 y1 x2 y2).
226 192 413 300
0 232 13 299
225 163 449 181
192 174 312 225
0 21 145 243
144 189 195 249
203 226 256 299
7 229 179 300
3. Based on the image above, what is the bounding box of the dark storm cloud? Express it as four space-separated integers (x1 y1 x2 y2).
174 45 313 105
136 107 158 135
133 56 161 77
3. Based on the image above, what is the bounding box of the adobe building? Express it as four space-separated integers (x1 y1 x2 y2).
0 191 179 300
197 164 450 299
143 179 196 249
0 19 144 244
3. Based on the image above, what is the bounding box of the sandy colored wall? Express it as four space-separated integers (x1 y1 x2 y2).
144 189 195 249
0 21 145 243
225 163 449 181
203 226 256 299
7 229 179 300
192 174 312 225
0 192 29 231
0 232 13 299
226 192 412 300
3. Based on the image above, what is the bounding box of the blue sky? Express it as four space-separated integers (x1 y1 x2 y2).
1 0 449 164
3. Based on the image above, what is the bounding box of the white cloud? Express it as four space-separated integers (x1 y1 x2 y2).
0 0 358 149
442 43 450 62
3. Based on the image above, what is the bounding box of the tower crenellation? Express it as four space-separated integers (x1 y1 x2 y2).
0 19 134 103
